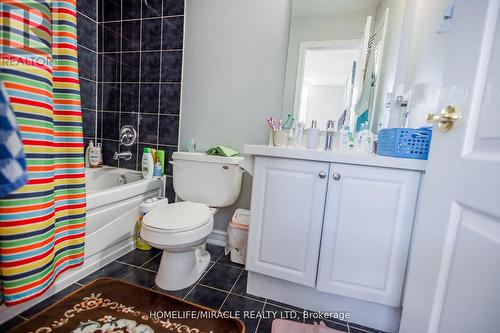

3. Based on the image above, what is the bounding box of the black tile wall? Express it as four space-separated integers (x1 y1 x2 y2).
77 0 98 143
75 0 186 199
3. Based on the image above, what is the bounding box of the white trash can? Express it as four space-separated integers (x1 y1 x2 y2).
226 209 250 265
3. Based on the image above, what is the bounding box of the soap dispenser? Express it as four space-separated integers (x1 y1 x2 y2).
306 120 320 149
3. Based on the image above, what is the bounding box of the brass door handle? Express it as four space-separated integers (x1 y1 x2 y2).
426 105 463 132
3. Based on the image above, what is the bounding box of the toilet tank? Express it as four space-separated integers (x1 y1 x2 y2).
172 152 244 207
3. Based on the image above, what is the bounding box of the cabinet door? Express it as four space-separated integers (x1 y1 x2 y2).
316 163 420 306
246 157 329 287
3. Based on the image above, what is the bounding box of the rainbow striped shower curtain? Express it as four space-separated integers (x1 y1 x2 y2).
0 0 85 305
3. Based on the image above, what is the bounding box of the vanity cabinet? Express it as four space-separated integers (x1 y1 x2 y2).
316 163 420 306
245 157 329 287
246 153 422 307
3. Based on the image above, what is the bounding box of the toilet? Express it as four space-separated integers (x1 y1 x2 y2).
140 152 244 290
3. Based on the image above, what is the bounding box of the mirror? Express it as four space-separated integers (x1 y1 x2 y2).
282 0 407 133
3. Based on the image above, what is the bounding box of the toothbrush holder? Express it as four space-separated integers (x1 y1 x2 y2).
273 130 289 146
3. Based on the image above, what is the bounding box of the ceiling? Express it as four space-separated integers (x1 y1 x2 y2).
303 48 358 86
292 0 380 17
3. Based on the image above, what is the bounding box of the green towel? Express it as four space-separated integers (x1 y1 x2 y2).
206 145 240 157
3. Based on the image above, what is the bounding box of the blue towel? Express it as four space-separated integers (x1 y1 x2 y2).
0 81 28 197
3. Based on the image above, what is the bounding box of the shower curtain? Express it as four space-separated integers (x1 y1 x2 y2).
0 0 85 305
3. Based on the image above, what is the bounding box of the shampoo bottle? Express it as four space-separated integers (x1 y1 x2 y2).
89 143 100 168
142 147 154 179
85 141 93 167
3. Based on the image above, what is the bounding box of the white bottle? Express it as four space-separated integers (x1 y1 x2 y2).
306 120 320 149
89 144 100 168
141 147 154 179
97 142 103 167
339 125 353 152
85 141 93 167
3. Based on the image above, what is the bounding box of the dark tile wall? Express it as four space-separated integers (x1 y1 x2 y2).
78 0 184 202
77 0 98 143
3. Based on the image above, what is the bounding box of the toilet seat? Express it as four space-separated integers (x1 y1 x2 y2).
143 201 212 233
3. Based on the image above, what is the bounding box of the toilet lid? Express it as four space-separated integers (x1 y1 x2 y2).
143 201 211 232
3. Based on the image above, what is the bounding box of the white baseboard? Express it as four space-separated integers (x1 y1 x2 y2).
207 230 227 247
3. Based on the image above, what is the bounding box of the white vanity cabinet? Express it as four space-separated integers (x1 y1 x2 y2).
244 146 425 322
245 157 329 287
316 163 420 306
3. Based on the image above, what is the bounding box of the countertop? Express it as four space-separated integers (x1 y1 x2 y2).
244 145 427 172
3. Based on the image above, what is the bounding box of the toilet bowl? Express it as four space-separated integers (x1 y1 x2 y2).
140 152 245 291
141 201 215 290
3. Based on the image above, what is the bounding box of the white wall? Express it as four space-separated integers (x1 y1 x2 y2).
397 0 451 128
282 11 373 118
180 0 291 231
370 0 407 131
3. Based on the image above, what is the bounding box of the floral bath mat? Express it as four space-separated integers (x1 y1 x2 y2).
9 278 244 333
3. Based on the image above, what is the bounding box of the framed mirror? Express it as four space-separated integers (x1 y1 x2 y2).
282 0 406 133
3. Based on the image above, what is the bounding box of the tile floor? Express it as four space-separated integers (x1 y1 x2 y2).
1 245 384 333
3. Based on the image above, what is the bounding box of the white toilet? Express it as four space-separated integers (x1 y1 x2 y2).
140 152 244 290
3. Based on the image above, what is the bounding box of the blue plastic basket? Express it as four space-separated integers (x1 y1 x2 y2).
377 128 432 160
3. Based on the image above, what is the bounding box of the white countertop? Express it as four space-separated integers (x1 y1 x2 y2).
244 145 427 171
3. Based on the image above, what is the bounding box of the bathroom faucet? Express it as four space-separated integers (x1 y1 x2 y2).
113 151 132 161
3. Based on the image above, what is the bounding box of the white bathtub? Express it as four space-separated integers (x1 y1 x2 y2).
85 167 164 258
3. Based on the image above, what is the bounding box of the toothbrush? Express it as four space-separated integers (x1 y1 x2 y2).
283 113 294 129
267 117 276 131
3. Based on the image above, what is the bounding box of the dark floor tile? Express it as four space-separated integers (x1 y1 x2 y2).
117 249 160 267
78 261 137 285
221 294 264 333
102 22 121 53
140 83 160 113
123 267 157 288
101 111 120 140
266 299 304 313
82 109 96 138
199 263 241 291
21 283 82 319
78 46 97 81
232 270 265 301
304 314 349 332
206 244 224 262
348 321 383 333
141 51 161 82
141 252 162 271
0 316 25 332
121 84 140 112
217 253 245 268
80 78 96 110
152 284 192 299
257 303 303 333
121 52 140 82
185 285 228 309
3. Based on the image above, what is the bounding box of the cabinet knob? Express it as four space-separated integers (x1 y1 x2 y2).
332 173 341 181
319 172 326 179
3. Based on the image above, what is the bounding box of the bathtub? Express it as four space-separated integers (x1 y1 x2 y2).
85 167 164 258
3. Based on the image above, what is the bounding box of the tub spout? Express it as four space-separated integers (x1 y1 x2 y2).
113 151 132 161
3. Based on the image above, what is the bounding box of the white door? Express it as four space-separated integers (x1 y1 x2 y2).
400 1 500 332
246 157 329 287
316 163 420 306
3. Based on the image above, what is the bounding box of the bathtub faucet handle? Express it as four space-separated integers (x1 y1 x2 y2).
113 151 132 161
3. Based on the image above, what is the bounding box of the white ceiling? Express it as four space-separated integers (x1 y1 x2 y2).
303 48 358 86
292 0 380 17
